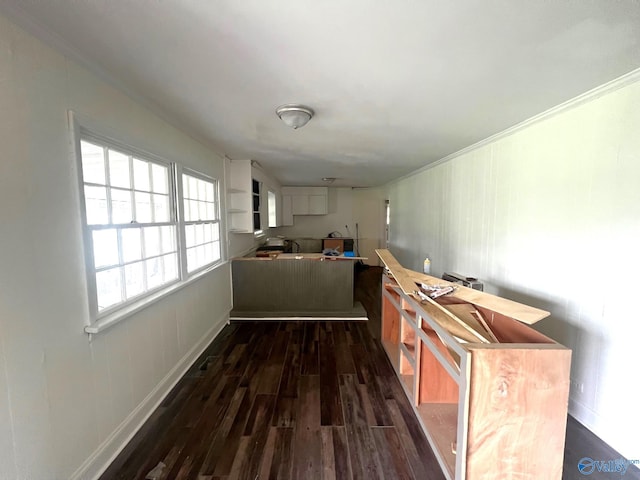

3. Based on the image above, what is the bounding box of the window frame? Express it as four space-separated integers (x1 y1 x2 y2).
267 190 277 228
74 121 225 332
177 166 223 277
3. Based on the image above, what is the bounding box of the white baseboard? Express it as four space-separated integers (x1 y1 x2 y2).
71 312 230 480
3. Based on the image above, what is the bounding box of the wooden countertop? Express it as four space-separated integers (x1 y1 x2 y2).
234 252 367 261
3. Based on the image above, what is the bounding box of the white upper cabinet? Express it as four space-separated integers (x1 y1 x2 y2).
281 187 328 216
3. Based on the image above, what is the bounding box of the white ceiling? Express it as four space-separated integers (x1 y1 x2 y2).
3 1 640 187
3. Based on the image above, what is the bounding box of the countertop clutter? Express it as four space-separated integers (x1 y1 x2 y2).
238 252 366 261
252 235 361 259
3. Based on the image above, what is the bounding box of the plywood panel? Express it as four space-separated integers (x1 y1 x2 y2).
465 346 571 480
419 329 459 404
406 269 550 325
476 306 556 344
376 249 419 298
441 303 496 343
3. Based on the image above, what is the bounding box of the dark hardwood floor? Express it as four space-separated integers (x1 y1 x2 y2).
100 266 639 480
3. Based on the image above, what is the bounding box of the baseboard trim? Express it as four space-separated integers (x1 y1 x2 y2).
71 312 230 480
230 316 368 321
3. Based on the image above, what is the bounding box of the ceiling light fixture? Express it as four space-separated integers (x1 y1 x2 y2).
276 104 314 129
322 177 336 183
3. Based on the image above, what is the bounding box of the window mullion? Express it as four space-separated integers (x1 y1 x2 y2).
117 228 127 302
129 155 136 223
175 164 188 280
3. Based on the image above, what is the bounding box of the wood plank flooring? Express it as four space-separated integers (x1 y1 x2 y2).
101 319 445 480
100 266 640 480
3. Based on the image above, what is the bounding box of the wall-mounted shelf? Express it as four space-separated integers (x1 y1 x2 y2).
226 159 253 234
377 249 571 480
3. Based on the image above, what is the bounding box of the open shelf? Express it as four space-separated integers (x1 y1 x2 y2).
381 338 400 373
399 350 415 400
378 267 571 480
417 403 458 478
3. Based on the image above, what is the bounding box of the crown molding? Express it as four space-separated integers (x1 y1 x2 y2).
387 67 640 187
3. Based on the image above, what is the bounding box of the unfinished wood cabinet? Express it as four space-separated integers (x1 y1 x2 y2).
378 250 571 480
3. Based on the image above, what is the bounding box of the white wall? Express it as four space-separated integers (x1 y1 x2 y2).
275 187 385 264
352 187 386 265
0 12 232 480
386 72 640 459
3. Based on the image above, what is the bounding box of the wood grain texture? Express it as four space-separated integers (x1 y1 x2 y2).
419 329 459 404
99 268 631 480
375 248 419 298
465 347 572 480
406 268 550 324
441 303 495 343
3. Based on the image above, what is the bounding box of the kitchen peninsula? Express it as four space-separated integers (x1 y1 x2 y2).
230 253 367 319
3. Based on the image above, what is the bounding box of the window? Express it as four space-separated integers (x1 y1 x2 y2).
252 179 261 231
182 171 221 273
268 190 277 228
78 134 222 322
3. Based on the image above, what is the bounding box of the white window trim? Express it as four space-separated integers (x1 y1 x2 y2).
177 166 223 276
71 113 226 335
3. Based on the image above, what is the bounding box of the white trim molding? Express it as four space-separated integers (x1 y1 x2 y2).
71 311 229 480
387 67 640 187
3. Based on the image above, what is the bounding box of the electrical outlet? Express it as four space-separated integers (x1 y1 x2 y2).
570 378 584 394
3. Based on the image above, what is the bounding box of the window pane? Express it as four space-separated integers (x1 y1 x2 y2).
190 200 199 220
152 194 170 222
84 186 108 224
122 228 142 263
81 141 106 185
185 224 196 248
163 253 178 281
144 226 161 258
146 257 162 289
198 179 207 200
161 226 175 254
182 175 189 199
206 202 216 221
212 222 220 241
111 188 132 224
135 192 152 223
268 191 277 227
203 223 212 243
206 183 214 202
92 229 119 268
189 176 198 199
108 150 130 188
151 164 168 194
186 247 196 272
133 158 150 191
124 261 144 299
212 240 221 261
96 267 122 311
197 245 206 268
195 223 204 245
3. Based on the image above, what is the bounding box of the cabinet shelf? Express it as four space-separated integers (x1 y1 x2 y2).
226 159 253 233
399 342 416 366
417 403 458 478
377 249 571 480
